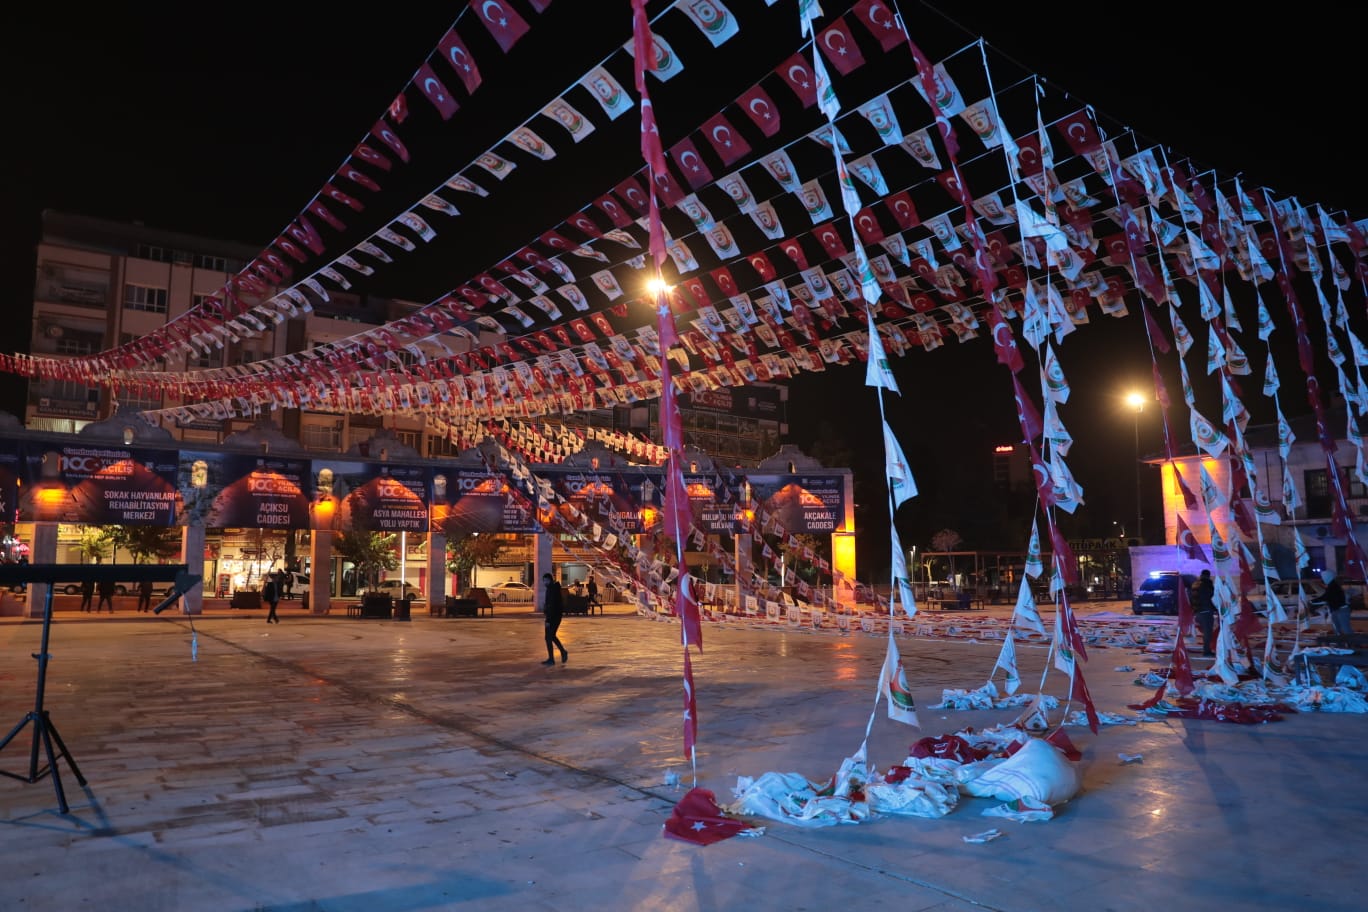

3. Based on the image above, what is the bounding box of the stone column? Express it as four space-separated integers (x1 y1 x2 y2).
179 523 205 615
428 531 446 605
310 529 333 615
734 532 752 612
533 532 554 612
27 521 59 619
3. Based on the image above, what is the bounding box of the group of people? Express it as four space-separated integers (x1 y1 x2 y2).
1189 567 1355 656
78 578 119 613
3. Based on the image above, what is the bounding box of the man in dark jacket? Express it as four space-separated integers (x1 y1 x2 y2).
1190 570 1216 656
540 573 568 666
1313 570 1352 636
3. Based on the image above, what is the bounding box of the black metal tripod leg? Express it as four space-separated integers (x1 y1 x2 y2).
42 714 86 786
0 712 36 756
37 722 68 814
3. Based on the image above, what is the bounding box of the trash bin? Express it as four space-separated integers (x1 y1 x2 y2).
395 597 412 621
958 591 972 610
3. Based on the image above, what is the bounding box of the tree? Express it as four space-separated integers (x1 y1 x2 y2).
445 533 508 593
78 527 116 564
333 530 399 593
109 525 182 564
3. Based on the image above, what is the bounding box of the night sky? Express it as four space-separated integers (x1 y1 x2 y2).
4 3 1364 571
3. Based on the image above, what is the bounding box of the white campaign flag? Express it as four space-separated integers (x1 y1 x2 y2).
865 308 900 392
877 634 920 727
993 630 1021 695
883 422 916 508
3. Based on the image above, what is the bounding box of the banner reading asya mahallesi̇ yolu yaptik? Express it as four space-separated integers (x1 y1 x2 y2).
309 458 431 533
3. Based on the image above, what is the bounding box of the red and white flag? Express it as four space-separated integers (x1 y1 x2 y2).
701 113 751 166
437 28 482 94
414 63 458 120
475 0 530 53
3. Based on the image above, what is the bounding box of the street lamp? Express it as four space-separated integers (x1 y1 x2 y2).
1124 391 1145 545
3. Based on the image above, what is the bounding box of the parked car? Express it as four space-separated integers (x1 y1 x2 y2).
1131 571 1197 615
60 581 173 597
488 580 535 602
279 571 310 599
361 580 424 601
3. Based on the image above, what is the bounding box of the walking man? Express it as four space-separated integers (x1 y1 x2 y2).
96 578 116 613
263 572 282 624
540 573 568 666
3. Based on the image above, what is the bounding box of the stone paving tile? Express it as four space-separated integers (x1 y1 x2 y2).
2 610 1365 911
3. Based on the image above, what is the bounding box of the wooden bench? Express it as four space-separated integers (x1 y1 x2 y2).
1294 649 1368 685
345 604 361 618
925 597 984 611
442 595 492 618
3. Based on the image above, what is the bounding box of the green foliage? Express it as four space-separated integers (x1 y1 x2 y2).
333 530 399 591
77 527 116 563
110 525 182 564
446 534 508 590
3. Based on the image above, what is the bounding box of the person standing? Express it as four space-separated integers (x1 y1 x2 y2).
137 578 154 613
79 578 95 612
586 576 600 611
1313 570 1351 636
1190 570 1216 656
540 572 567 666
262 572 281 625
96 578 116 613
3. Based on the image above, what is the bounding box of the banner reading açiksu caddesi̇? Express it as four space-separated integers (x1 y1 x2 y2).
745 474 845 535
176 450 310 529
19 442 179 525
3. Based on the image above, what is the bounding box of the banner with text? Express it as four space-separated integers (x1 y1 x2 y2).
19 442 179 525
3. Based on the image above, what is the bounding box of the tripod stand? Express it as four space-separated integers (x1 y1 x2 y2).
0 583 86 813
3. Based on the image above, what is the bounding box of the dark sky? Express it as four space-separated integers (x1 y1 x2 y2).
4 2 1364 564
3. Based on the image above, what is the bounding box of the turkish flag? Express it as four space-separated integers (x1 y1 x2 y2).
854 206 885 243
567 211 603 239
615 176 650 214
885 191 920 230
669 137 715 190
779 238 809 269
594 193 633 228
737 85 781 137
353 143 392 172
370 120 409 164
682 277 711 306
852 0 906 52
710 267 739 296
776 52 818 108
414 63 459 120
747 251 777 281
1055 109 1102 154
817 18 866 75
437 28 482 94
475 0 530 53
812 223 848 258
652 168 686 207
701 113 751 166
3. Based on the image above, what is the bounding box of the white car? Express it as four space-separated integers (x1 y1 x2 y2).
362 580 424 602
488 580 535 602
280 571 310 599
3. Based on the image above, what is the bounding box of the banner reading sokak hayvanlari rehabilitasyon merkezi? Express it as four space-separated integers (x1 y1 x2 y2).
18 442 179 525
